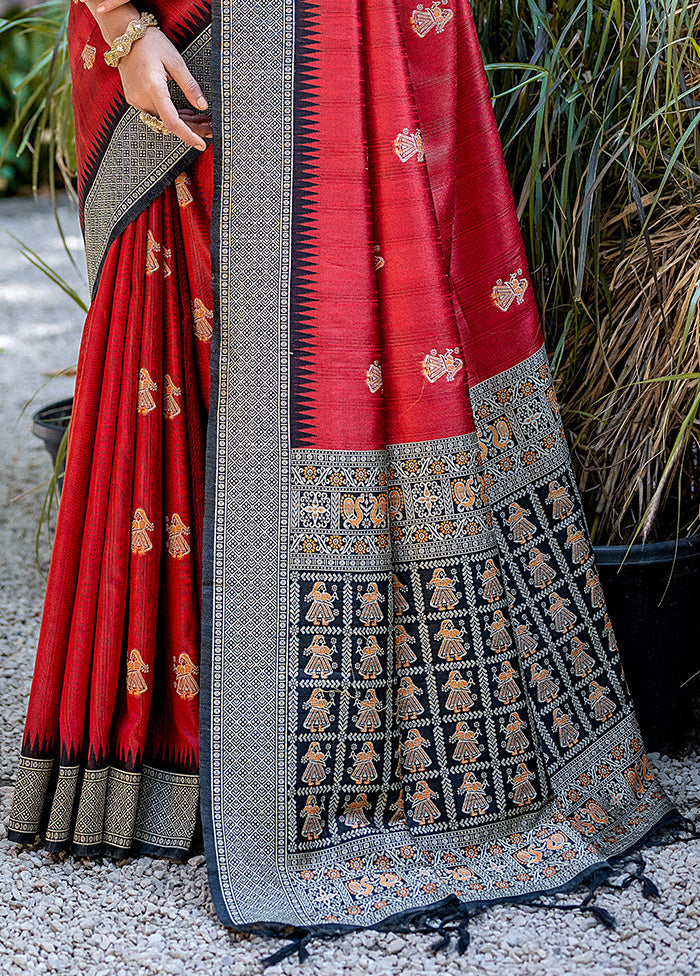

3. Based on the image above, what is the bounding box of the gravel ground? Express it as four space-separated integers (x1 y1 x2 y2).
0 195 699 976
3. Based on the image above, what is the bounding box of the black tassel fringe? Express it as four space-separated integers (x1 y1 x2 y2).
256 811 699 967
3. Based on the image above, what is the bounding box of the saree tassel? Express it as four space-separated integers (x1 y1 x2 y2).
617 852 660 900
262 930 313 967
455 913 472 955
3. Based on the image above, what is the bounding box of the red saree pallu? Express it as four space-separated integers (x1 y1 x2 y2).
9 0 681 945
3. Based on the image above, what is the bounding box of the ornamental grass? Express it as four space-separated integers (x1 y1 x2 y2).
476 0 700 544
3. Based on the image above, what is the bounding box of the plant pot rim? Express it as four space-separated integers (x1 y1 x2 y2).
32 397 74 428
594 535 700 565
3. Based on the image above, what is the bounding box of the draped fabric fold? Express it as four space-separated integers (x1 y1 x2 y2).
9 149 214 856
201 0 674 930
9 0 676 940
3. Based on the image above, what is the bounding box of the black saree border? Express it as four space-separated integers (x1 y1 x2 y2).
199 0 224 929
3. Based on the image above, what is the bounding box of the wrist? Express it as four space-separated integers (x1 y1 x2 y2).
103 13 159 67
81 2 141 46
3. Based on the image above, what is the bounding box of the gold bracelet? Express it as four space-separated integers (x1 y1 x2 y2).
104 13 158 68
138 111 171 136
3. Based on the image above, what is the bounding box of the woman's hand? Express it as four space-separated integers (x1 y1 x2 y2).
79 1 211 150
94 0 135 9
117 28 211 150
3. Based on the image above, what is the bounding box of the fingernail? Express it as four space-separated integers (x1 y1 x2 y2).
96 4 105 11
198 97 208 110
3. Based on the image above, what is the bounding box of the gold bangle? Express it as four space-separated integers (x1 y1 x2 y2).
138 111 171 136
104 13 158 68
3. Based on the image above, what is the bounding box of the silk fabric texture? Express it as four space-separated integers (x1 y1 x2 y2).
9 0 675 938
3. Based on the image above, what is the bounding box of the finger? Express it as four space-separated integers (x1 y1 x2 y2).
95 0 133 10
186 123 213 140
152 86 207 150
165 54 208 112
177 111 213 140
177 109 211 122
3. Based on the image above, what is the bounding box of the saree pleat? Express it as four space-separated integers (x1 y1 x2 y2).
9 150 213 856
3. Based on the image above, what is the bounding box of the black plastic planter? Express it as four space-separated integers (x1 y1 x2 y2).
595 537 700 754
32 397 72 498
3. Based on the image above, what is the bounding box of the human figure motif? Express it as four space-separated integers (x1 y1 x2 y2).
137 367 158 415
503 711 529 755
479 558 503 603
511 763 537 806
529 663 560 703
546 480 575 520
342 793 371 829
357 635 383 679
584 568 605 609
396 676 424 721
565 523 589 564
162 374 182 419
388 791 406 826
304 581 338 626
174 171 194 207
513 620 538 658
145 229 161 275
350 741 380 785
410 781 441 825
394 625 417 669
401 728 432 772
546 591 577 633
392 574 410 615
443 670 475 713
192 297 214 341
301 795 323 841
426 567 460 611
355 689 382 733
507 501 536 544
126 648 149 696
457 770 490 817
165 513 191 559
131 507 154 555
436 619 468 661
495 661 521 704
302 742 328 786
602 614 619 654
303 689 332 732
358 581 384 626
586 681 616 722
569 636 595 677
304 634 335 679
487 609 512 652
551 708 580 748
525 547 557 589
173 652 199 700
450 722 482 764
163 246 173 278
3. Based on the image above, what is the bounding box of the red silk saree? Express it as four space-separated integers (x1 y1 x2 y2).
9 0 678 945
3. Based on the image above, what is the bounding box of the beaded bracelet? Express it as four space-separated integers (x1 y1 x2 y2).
103 13 158 67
